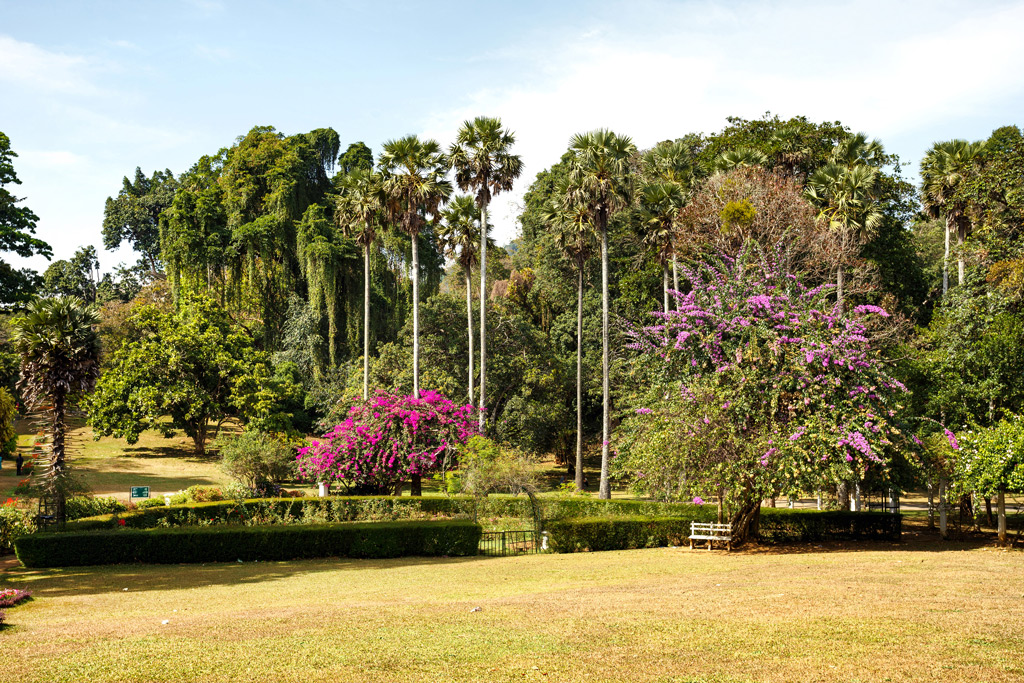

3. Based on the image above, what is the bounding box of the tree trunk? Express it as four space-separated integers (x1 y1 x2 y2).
479 200 488 431
363 242 370 401
465 263 474 405
997 489 1007 545
943 214 951 296
927 480 935 530
193 421 207 458
836 265 844 314
599 221 611 500
984 496 994 526
51 391 67 525
672 254 679 308
411 232 420 400
939 476 948 539
662 262 670 315
837 481 849 510
411 474 422 497
575 267 584 492
957 222 965 287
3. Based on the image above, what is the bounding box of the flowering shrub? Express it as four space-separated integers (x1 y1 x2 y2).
0 588 32 608
0 500 36 554
297 391 478 493
955 415 1024 497
617 245 917 532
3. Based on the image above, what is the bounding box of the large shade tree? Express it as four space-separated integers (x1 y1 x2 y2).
565 129 637 499
449 117 522 431
1 132 51 308
12 297 101 525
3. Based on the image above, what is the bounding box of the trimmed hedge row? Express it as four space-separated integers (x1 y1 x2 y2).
547 510 902 552
60 495 709 532
14 520 482 568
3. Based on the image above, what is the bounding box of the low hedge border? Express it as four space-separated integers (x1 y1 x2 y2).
547 510 902 553
60 496 708 532
14 520 482 568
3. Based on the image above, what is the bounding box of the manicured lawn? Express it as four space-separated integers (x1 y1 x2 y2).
1 532 1021 682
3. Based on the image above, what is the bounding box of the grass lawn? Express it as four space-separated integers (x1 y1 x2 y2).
1 530 1021 682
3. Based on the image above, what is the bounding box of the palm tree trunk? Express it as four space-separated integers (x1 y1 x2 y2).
479 200 488 431
957 222 965 287
836 265 844 313
599 222 611 500
672 255 679 309
51 391 67 525
363 242 370 401
411 232 420 400
465 263 474 405
662 262 671 315
575 266 584 492
943 214 951 296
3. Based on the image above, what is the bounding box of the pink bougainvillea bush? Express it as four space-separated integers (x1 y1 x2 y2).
0 588 31 608
297 391 479 494
615 245 919 530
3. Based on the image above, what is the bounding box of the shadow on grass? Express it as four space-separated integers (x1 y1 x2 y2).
0 554 485 598
120 445 207 460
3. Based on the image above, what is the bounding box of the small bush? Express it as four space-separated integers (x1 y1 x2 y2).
547 516 698 552
0 588 31 608
137 498 166 509
66 496 128 521
0 503 36 554
758 509 901 542
14 520 483 567
216 431 297 491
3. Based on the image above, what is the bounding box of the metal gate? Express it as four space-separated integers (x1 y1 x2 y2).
478 530 548 556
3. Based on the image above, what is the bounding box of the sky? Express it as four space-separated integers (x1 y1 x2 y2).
2 0 1023 274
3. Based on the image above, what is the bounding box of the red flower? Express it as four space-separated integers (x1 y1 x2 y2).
118 519 126 527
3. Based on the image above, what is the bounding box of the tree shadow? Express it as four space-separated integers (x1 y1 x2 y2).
0 554 484 598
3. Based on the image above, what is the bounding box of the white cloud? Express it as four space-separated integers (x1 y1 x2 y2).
0 35 98 95
421 0 1024 245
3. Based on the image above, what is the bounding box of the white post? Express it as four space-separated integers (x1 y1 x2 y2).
164 494 171 507
816 490 822 510
318 482 329 498
787 496 795 509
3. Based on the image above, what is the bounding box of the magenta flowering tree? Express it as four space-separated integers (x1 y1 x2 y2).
296 390 479 494
616 244 918 539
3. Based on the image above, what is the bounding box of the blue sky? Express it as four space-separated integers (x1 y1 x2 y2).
2 0 1023 273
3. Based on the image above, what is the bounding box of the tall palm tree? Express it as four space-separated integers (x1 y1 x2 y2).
637 181 686 313
379 135 451 401
642 141 692 295
542 189 597 491
831 132 885 168
13 297 101 525
805 162 883 310
920 139 986 295
770 123 813 177
449 117 522 431
565 129 637 499
335 168 385 399
437 195 491 405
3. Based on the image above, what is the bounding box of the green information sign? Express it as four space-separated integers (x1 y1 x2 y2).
130 486 150 499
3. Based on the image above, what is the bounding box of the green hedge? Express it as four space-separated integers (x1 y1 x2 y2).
547 516 697 552
60 496 708 532
14 520 482 568
757 509 902 542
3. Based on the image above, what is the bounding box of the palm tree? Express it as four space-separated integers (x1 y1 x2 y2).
12 297 101 525
335 168 385 399
770 123 813 177
712 147 768 173
449 117 523 431
565 129 637 499
805 162 883 310
637 181 686 313
831 132 885 168
379 135 451 402
642 141 692 295
437 195 491 405
545 193 596 491
920 139 986 295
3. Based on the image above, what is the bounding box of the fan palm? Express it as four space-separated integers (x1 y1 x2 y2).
449 117 522 431
713 147 768 173
437 195 492 404
805 162 883 309
642 141 693 294
831 132 885 168
638 181 687 313
565 129 637 499
12 297 101 525
770 123 813 177
379 136 451 401
920 139 986 295
335 168 385 399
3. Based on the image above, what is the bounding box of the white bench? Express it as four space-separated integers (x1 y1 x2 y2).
689 522 733 551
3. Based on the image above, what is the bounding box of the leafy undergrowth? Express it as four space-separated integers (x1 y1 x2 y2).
0 532 1020 682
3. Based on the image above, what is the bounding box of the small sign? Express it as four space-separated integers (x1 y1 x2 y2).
130 486 150 499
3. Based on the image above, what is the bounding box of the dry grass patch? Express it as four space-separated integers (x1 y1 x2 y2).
1 535 1022 682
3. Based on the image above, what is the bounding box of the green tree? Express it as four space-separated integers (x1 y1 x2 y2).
12 297 101 524
335 169 386 398
565 129 637 499
88 296 279 456
379 135 452 401
41 246 99 302
449 117 523 430
102 167 178 275
920 139 986 295
0 132 51 308
337 142 374 176
641 141 693 294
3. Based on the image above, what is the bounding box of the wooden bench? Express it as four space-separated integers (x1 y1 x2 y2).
689 522 732 551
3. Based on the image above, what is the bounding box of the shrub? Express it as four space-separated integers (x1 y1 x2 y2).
216 430 296 491
757 509 901 542
182 486 224 503
0 588 31 608
0 502 36 554
136 498 166 509
14 520 483 567
547 517 699 552
65 496 128 521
